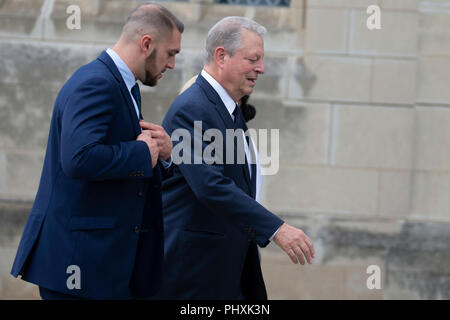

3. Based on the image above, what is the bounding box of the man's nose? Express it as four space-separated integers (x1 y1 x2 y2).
167 57 175 70
255 59 265 74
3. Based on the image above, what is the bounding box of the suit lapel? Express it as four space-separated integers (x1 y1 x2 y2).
97 51 141 137
196 75 234 129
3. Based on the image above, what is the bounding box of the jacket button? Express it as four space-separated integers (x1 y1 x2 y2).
138 190 144 197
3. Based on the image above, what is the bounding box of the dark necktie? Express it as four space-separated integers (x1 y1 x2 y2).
233 105 246 129
232 104 239 123
233 105 257 198
131 83 142 120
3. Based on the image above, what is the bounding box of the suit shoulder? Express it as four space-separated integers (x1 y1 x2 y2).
163 85 222 135
55 59 119 111
171 83 211 115
61 60 117 96
71 60 115 84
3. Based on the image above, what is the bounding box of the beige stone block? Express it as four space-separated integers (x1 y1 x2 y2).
5 152 44 200
45 20 121 44
260 249 383 299
0 276 40 299
306 8 349 53
308 0 381 8
417 57 450 105
0 247 39 299
260 249 348 299
289 56 371 102
411 172 450 221
0 152 5 194
419 9 450 55
381 0 419 10
261 166 378 216
344 265 385 299
341 218 403 233
315 219 400 271
279 102 330 166
48 0 124 44
331 105 414 169
48 0 165 43
246 97 284 132
349 10 418 57
176 50 204 82
372 59 417 104
174 1 304 52
0 82 54 150
255 56 290 98
379 171 411 218
0 41 98 88
250 3 305 53
52 0 106 17
320 246 386 267
264 30 304 53
0 0 45 38
250 3 303 34
414 107 450 171
180 27 213 53
383 272 423 299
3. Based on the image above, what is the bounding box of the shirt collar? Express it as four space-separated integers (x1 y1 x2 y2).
201 69 237 117
106 48 136 91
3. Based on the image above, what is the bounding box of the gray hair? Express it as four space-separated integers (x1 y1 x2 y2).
122 2 184 42
204 16 266 64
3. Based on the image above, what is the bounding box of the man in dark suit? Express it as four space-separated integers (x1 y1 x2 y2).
10 3 183 299
156 16 315 300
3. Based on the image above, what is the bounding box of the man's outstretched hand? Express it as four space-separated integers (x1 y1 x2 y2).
273 223 315 265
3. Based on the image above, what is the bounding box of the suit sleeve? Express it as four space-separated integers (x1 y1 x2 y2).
60 75 153 180
164 107 284 248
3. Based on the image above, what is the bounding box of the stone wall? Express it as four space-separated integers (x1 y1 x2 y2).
0 0 449 299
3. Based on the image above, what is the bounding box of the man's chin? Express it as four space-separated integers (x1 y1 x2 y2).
245 87 254 95
143 78 159 87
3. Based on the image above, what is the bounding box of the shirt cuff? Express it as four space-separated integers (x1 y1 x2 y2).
159 157 172 169
269 226 281 242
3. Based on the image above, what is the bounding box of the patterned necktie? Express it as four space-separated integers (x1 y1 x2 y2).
131 83 142 119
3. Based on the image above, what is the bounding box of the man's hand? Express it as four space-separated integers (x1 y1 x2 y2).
273 223 315 265
136 133 159 168
140 121 172 161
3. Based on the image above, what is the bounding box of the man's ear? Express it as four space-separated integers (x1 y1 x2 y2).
214 47 227 69
140 34 154 56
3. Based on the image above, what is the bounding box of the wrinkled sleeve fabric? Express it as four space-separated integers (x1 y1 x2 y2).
60 75 153 180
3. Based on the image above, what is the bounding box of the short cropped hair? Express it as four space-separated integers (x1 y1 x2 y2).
122 2 184 42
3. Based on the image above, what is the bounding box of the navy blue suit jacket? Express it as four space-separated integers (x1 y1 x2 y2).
155 74 284 299
10 51 164 299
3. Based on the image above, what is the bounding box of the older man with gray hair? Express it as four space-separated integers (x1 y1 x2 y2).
155 16 315 300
